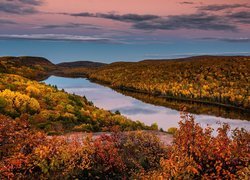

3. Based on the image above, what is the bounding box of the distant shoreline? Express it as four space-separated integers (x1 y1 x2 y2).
86 77 250 113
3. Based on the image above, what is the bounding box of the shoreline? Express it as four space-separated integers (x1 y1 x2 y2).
86 77 250 113
39 69 250 120
45 70 250 114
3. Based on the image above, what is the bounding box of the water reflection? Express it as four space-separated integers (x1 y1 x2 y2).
112 107 158 115
44 76 250 131
115 90 250 121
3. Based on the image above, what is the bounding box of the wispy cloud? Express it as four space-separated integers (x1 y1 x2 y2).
179 1 194 5
65 12 160 23
199 37 250 43
0 19 17 24
228 11 250 24
36 23 101 30
62 10 241 32
0 0 42 15
19 0 42 5
133 13 237 31
0 34 115 42
197 4 249 11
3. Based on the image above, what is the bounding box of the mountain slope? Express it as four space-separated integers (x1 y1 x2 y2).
0 73 154 134
88 56 250 110
57 61 106 68
0 56 56 80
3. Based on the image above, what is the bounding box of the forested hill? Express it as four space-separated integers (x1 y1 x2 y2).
0 55 249 179
55 60 107 77
0 56 57 80
57 60 106 68
0 56 107 79
1 55 250 110
0 56 156 133
0 56 54 66
141 55 249 62
88 56 250 110
0 75 154 134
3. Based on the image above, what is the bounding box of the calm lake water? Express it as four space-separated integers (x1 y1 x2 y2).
44 76 250 131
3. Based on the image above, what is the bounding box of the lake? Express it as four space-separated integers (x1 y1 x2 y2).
44 76 250 131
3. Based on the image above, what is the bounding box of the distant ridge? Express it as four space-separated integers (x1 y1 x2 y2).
0 56 56 80
140 55 250 63
0 56 55 66
87 55 250 112
57 61 106 68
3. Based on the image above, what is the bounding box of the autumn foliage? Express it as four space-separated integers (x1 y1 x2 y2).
1 112 249 179
0 74 155 133
0 56 56 80
0 56 249 179
0 115 165 179
138 112 250 179
0 115 93 179
87 56 250 110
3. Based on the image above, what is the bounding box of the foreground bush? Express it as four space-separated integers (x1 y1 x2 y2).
0 115 165 179
1 112 249 179
138 112 250 179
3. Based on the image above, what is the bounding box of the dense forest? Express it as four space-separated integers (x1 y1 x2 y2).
0 56 56 80
1 113 249 179
88 56 250 111
3 55 249 113
0 73 155 134
117 89 250 121
0 56 102 79
0 56 249 179
57 61 106 68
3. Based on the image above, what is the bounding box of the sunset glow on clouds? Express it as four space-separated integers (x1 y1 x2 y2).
0 0 250 62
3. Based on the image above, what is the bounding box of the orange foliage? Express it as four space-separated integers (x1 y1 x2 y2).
88 56 250 110
139 112 250 179
1 113 249 179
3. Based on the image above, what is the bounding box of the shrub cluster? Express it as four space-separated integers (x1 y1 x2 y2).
0 74 155 133
1 113 249 179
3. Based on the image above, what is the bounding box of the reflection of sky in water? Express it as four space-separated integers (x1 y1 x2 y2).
44 76 250 131
112 106 158 115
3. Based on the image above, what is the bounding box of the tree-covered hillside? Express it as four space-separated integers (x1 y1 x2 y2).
57 60 106 68
88 56 250 110
0 56 56 80
0 56 249 179
0 74 154 134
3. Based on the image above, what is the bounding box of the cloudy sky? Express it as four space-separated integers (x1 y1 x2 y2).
0 0 250 63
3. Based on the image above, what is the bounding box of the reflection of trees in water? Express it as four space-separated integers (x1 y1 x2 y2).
117 89 250 121
88 57 250 111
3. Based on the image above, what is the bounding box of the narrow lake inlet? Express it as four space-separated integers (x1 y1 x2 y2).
44 76 250 131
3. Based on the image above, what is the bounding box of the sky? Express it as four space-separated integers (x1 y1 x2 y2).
0 0 250 63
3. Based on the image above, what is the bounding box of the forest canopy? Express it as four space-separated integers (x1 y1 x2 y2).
0 74 155 134
0 56 249 179
87 56 250 110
